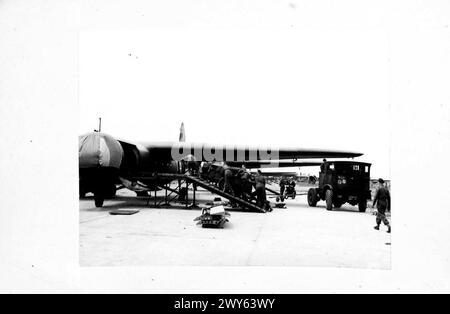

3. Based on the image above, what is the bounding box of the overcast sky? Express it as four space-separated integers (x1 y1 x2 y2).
79 29 390 178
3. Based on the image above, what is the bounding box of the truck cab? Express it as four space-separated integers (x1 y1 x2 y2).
307 161 372 212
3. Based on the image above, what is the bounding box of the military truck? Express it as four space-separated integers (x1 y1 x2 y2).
307 161 372 212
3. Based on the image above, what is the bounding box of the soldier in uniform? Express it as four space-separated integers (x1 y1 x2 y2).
319 159 328 187
222 164 235 196
254 170 267 209
199 162 211 180
279 177 287 201
289 178 296 189
184 154 198 190
240 168 253 202
233 168 245 200
207 164 216 184
373 178 391 233
186 155 198 176
215 164 224 187
320 159 328 173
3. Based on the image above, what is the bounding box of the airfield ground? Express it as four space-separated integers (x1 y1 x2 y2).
80 184 391 269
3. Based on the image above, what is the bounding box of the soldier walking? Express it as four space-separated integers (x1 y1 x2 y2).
373 178 391 233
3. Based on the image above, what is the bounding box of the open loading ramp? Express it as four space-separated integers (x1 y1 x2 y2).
135 173 267 213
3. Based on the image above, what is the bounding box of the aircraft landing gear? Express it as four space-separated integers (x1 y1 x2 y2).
94 191 104 207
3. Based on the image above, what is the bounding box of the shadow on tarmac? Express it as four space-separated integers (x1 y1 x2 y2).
81 193 370 215
80 195 263 214
285 198 368 214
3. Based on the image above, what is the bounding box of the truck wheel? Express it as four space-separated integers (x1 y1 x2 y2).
358 199 367 212
307 188 318 207
325 189 333 211
94 192 104 208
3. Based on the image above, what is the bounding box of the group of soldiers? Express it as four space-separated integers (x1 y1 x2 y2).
196 162 269 210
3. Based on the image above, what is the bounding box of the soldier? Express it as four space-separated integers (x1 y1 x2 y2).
215 164 224 187
207 164 216 184
289 178 296 189
279 177 287 201
233 168 245 200
319 159 328 187
199 162 209 180
320 159 328 173
222 164 235 196
186 155 198 176
240 168 253 201
254 170 267 209
373 178 391 233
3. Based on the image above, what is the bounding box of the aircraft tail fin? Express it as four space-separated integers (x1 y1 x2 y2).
179 122 186 142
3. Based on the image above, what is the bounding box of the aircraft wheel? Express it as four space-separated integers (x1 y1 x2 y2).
94 192 104 208
104 184 116 199
325 189 333 211
358 198 367 212
307 188 318 207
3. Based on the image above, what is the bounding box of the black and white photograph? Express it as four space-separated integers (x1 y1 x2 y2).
78 30 391 268
1 0 450 295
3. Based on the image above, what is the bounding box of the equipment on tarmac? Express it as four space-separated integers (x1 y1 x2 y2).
274 197 287 208
194 205 230 228
109 209 140 215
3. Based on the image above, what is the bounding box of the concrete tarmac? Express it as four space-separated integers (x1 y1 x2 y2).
80 186 391 268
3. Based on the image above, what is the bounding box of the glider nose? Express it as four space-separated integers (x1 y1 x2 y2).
79 132 124 169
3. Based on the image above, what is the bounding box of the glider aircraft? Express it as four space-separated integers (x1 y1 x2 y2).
79 123 362 208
